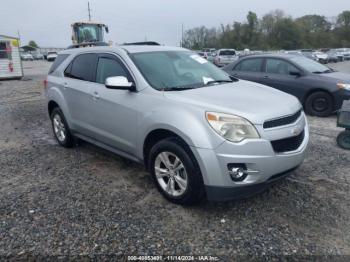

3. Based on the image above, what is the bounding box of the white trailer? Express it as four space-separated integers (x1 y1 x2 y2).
0 35 23 80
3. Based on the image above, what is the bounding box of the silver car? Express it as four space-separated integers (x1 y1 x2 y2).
45 46 309 205
214 49 238 67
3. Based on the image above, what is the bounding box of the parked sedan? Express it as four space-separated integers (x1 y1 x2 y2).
47 52 58 62
21 53 34 61
313 51 329 64
32 52 44 60
223 54 350 117
327 50 341 63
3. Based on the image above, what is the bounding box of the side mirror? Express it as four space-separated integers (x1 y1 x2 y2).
105 76 136 91
289 70 301 77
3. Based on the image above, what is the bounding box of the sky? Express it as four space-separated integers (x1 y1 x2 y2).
1 0 349 48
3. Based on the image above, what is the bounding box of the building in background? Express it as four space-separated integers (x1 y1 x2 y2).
0 35 23 80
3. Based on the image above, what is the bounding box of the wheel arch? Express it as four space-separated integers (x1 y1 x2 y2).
142 128 191 170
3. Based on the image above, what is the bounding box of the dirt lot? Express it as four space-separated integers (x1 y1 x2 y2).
0 60 350 259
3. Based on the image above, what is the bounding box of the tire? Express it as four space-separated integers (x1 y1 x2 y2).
337 130 350 150
50 107 74 148
304 91 334 117
148 137 205 205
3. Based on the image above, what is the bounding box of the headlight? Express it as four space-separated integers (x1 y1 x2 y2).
206 112 260 142
337 83 350 91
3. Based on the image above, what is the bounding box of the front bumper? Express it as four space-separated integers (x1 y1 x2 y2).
191 113 309 201
205 166 298 201
334 89 350 110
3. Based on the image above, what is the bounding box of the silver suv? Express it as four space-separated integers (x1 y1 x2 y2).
45 46 309 205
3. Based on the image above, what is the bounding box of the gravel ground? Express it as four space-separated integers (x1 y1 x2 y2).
0 60 350 260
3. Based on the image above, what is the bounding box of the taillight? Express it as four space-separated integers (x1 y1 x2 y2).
43 79 48 89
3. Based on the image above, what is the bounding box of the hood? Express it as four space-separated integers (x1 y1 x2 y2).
164 80 301 125
320 71 350 83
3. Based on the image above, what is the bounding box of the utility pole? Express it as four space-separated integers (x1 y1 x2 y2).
181 23 184 47
88 2 92 21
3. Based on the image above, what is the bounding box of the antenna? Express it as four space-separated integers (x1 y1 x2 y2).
88 2 92 21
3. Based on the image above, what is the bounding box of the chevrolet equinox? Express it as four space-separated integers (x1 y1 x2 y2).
45 46 309 205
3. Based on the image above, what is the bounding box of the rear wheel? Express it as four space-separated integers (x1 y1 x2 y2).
50 107 74 148
304 91 334 117
148 137 205 205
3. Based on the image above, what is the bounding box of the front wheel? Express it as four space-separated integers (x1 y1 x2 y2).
148 137 205 205
304 91 334 117
337 130 350 150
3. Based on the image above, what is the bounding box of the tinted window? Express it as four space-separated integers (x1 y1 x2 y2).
96 57 130 84
219 50 236 56
235 58 263 72
266 59 299 75
49 54 70 74
65 53 96 81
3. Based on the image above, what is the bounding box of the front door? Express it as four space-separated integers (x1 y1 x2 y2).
88 53 139 155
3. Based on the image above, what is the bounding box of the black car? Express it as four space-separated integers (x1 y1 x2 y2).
223 54 350 117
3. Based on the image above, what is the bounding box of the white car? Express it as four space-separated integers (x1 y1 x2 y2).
313 52 329 64
214 49 238 67
21 53 34 61
47 52 58 62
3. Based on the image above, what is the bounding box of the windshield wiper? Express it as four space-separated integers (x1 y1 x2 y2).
205 80 233 85
313 69 334 74
162 86 197 91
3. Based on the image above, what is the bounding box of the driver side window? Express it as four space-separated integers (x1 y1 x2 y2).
96 57 130 84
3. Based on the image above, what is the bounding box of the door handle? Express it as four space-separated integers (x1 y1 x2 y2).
92 91 100 100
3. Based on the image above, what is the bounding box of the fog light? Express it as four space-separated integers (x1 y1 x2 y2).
228 164 248 182
231 168 246 178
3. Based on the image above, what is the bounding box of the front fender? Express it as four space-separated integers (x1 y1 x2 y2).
136 106 225 159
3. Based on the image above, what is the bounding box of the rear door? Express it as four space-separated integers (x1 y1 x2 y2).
88 53 138 155
260 58 305 97
230 58 264 83
63 53 98 136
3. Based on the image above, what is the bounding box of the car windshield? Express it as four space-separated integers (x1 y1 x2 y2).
130 51 232 91
219 50 236 56
290 56 331 74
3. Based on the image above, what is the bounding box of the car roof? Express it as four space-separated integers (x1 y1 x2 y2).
240 53 299 59
59 45 189 55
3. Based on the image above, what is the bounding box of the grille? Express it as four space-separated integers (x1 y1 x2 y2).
271 130 305 153
263 110 302 129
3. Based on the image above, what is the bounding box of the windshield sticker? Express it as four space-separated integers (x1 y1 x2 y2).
190 55 208 64
202 76 214 84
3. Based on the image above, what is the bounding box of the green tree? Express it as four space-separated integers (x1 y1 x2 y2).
28 40 39 48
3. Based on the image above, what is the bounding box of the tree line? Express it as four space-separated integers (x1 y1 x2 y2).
182 10 350 51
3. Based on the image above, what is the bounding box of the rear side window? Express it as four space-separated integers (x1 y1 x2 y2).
48 54 69 74
234 58 263 72
65 53 96 81
96 57 130 84
219 50 236 56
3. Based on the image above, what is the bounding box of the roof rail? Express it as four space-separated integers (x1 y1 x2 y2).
122 41 160 46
